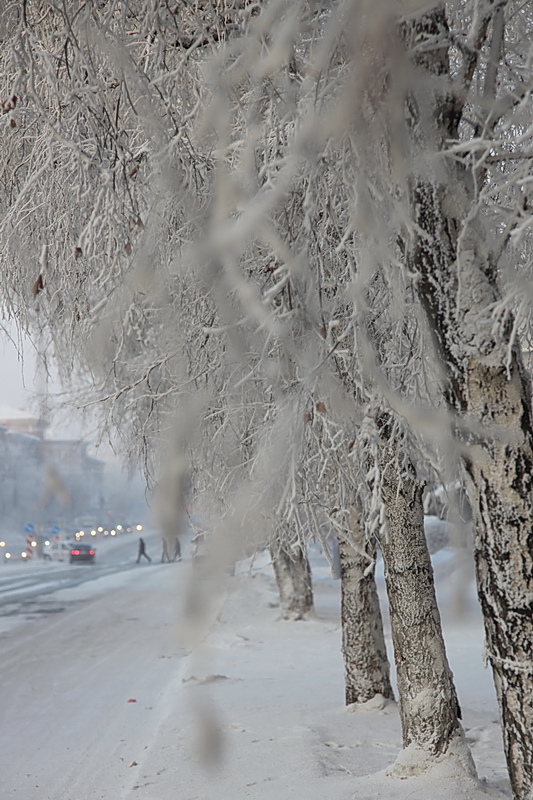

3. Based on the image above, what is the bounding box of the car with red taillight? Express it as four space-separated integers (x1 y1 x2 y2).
69 543 96 564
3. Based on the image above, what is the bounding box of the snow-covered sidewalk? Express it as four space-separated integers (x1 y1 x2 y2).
119 549 511 800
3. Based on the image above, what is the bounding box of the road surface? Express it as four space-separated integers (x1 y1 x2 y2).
0 530 164 610
0 550 186 800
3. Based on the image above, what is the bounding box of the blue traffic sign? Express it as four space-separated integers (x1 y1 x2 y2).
24 523 35 534
50 525 60 536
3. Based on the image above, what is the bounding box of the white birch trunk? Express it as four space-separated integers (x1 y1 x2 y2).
376 415 469 764
413 187 533 795
399 10 533 794
338 513 394 705
270 543 314 621
464 364 533 800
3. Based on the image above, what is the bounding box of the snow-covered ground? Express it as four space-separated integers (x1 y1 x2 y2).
0 541 510 799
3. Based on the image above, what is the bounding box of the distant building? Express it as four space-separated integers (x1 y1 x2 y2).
0 405 48 438
40 438 104 521
0 406 104 531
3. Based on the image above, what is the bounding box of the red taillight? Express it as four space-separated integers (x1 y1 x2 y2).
89 550 95 555
71 549 80 555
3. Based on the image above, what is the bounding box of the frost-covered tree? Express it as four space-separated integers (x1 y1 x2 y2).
344 3 533 796
0 0 463 759
375 411 464 763
4 1 533 796
338 508 394 706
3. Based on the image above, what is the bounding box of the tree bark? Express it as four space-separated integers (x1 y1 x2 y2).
338 512 394 705
398 9 533 795
270 542 314 621
414 199 533 795
376 415 468 763
463 363 533 800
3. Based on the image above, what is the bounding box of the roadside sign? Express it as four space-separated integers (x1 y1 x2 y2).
50 525 60 536
24 523 35 534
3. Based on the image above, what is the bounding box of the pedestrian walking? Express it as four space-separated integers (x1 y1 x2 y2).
172 537 181 562
137 537 151 563
161 538 170 563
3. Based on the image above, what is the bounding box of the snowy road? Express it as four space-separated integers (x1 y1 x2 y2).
0 532 159 610
0 556 186 800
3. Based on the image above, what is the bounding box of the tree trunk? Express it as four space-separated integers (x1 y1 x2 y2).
270 542 314 621
463 363 533 800
398 9 533 795
338 512 394 705
414 222 533 795
376 415 470 767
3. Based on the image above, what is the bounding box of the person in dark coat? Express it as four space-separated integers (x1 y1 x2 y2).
137 537 151 563
161 538 170 563
172 537 181 562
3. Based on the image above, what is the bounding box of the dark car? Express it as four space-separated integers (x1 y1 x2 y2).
69 543 96 564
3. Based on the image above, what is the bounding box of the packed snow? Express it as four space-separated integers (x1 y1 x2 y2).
0 537 510 799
